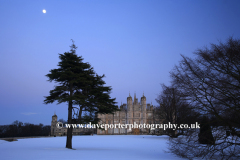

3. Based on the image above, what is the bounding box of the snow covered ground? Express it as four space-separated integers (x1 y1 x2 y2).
0 135 185 160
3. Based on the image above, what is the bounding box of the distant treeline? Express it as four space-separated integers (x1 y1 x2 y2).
0 120 50 138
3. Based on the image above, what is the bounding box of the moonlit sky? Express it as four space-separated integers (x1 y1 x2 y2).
1 0 240 125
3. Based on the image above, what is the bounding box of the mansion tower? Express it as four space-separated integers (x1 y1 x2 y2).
97 93 159 135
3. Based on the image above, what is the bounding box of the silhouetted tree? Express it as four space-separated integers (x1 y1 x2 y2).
76 73 119 125
169 37 240 159
156 84 199 137
44 40 118 149
0 121 50 138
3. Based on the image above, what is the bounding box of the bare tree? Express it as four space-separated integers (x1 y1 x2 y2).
169 37 240 159
156 84 199 137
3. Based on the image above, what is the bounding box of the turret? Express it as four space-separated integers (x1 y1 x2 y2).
134 92 138 104
141 92 146 111
147 104 150 110
150 105 153 111
51 113 58 136
127 93 132 111
120 105 123 110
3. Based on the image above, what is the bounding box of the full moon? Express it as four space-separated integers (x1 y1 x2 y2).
42 9 46 13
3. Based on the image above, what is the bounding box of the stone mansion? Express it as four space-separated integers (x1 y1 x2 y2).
97 93 160 135
51 93 160 136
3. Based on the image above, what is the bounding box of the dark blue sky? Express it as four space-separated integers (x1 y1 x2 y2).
1 0 240 125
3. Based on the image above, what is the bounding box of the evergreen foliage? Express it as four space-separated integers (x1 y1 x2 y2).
44 41 118 149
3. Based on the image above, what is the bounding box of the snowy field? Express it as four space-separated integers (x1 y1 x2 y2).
0 135 185 160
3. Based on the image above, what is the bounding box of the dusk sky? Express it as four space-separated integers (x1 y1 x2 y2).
1 0 240 125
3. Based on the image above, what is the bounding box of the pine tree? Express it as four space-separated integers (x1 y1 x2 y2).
44 41 118 148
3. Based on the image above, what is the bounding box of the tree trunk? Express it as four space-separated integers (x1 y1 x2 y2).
66 84 73 149
66 100 73 149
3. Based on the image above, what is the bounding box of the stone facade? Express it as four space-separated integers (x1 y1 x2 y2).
97 93 161 135
51 114 96 136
